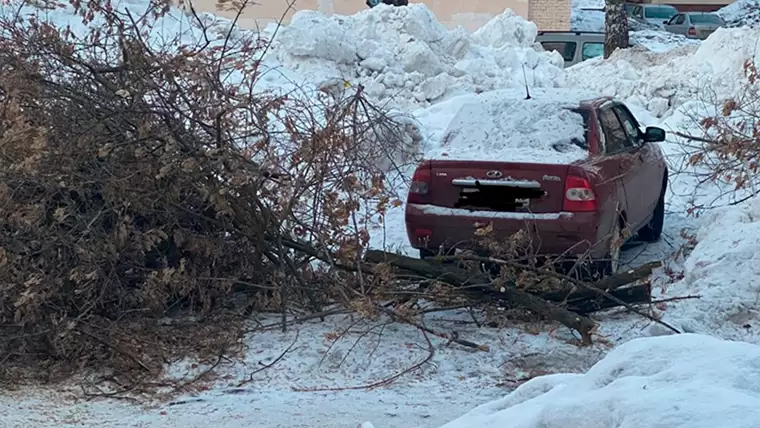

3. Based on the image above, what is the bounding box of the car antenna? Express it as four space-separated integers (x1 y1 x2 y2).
522 64 531 99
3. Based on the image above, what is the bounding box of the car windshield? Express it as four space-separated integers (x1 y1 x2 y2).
689 13 724 24
644 6 677 19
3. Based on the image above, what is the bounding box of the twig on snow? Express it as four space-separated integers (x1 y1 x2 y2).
237 329 300 387
291 324 435 392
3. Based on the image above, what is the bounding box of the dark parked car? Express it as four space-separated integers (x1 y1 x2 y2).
404 96 668 276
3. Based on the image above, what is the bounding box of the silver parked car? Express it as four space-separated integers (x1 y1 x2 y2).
663 12 725 39
535 31 606 68
630 4 679 28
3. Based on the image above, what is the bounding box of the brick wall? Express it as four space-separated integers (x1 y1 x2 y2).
528 0 573 31
190 0 570 32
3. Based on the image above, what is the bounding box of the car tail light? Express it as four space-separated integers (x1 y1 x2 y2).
563 175 597 212
688 27 696 36
407 164 431 204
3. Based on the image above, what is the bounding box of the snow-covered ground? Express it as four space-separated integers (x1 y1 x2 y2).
3 0 760 427
441 334 760 428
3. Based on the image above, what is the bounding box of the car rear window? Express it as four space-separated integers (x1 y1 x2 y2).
689 14 724 25
644 6 677 19
540 41 577 62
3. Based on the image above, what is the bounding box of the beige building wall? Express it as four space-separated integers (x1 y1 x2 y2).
528 0 572 31
193 0 572 32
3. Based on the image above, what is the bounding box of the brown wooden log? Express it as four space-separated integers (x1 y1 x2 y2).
565 282 651 314
364 250 656 310
540 261 661 302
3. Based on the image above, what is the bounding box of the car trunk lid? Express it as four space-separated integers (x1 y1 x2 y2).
696 25 719 38
427 160 571 213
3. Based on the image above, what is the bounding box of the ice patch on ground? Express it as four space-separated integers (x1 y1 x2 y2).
427 88 594 163
436 334 760 428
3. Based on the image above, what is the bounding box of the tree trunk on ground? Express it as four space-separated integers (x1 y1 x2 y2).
604 0 629 58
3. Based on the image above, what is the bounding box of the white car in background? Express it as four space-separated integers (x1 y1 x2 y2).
663 12 726 39
629 4 679 28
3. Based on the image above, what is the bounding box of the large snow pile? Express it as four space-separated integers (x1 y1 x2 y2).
718 0 760 27
271 5 566 110
571 0 605 32
655 195 760 338
427 88 594 163
436 333 760 428
564 27 760 117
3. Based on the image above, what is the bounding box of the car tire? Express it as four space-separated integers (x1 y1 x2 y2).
638 176 667 243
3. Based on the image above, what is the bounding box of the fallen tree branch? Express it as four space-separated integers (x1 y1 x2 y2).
237 329 300 387
376 304 489 351
648 294 702 304
292 323 435 392
471 255 680 335
363 250 598 344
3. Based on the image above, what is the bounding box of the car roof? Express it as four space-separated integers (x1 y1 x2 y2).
535 31 605 41
579 96 615 110
537 31 604 36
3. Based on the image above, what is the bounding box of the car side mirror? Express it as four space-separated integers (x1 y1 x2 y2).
663 20 669 24
643 126 666 143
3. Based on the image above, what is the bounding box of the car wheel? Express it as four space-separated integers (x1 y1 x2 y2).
638 178 666 242
608 219 622 275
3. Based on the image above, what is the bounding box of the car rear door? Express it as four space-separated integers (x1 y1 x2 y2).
612 103 664 228
596 104 638 229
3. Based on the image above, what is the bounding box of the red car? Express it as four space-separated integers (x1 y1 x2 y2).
405 96 667 275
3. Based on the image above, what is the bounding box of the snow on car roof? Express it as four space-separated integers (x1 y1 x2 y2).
427 88 602 164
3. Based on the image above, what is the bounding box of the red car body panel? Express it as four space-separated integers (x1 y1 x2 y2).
404 97 667 259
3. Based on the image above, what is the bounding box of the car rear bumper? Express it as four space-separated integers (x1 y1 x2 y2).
405 203 603 257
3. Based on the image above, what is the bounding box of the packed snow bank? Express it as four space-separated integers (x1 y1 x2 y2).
427 88 595 163
272 5 565 110
437 334 760 428
565 27 760 117
570 0 605 32
655 195 760 338
718 0 760 27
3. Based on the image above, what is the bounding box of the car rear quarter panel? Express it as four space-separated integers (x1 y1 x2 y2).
584 108 627 246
